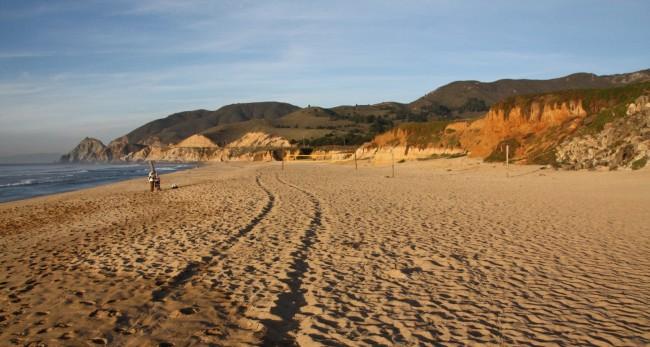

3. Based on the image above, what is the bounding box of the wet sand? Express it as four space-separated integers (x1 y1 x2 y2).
1 160 649 346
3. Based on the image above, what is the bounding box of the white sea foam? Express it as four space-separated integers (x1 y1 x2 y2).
0 179 36 187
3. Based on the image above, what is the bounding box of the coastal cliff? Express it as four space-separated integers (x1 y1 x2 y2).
356 97 588 164
59 137 111 163
359 82 650 169
555 95 650 170
61 132 291 163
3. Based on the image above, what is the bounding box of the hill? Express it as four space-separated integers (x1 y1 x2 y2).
116 102 300 146
409 69 650 119
60 137 111 163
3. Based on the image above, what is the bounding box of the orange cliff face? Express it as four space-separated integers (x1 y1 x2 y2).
457 99 587 158
360 98 589 164
372 128 410 147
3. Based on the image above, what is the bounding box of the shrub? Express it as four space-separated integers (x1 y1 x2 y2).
458 98 488 113
631 156 647 170
527 148 559 167
485 138 520 162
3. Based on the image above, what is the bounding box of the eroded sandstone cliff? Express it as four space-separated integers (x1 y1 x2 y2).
360 83 650 168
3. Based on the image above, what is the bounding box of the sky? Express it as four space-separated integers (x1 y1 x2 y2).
0 0 649 156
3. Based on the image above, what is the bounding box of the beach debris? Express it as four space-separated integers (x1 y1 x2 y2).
171 184 179 189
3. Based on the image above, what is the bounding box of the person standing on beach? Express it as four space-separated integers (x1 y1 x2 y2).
148 170 156 192
154 173 161 191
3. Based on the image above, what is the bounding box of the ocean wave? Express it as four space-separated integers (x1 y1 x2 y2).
0 179 36 187
157 165 192 171
0 164 192 202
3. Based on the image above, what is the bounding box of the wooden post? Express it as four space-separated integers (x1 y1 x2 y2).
506 144 509 177
281 145 285 171
391 149 395 178
354 151 358 170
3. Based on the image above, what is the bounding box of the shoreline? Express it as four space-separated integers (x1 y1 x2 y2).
0 162 200 205
2 158 648 207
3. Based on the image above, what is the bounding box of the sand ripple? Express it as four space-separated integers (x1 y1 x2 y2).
1 161 648 346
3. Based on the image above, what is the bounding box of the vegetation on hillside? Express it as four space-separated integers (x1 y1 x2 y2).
410 69 650 119
458 98 489 113
480 83 650 164
494 82 650 120
395 121 452 145
484 138 520 162
631 156 647 170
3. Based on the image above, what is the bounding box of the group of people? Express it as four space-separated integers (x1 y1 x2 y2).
148 170 161 192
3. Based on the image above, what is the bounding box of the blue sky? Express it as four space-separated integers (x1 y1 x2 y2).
1 0 649 155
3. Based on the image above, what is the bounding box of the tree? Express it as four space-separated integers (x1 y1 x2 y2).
459 98 488 113
370 117 394 134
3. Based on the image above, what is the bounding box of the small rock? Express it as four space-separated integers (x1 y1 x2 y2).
91 337 108 345
114 326 137 335
179 307 199 315
89 309 110 319
60 332 74 340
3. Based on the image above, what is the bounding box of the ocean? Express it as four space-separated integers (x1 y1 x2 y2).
0 163 195 203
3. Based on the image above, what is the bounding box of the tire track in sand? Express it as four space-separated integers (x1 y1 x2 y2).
151 174 275 302
112 173 276 340
260 173 324 346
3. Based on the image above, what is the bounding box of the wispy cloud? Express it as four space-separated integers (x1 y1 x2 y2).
0 1 83 19
0 51 55 59
0 0 649 155
115 0 229 16
0 81 51 96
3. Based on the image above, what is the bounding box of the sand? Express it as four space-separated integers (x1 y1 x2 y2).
1 159 649 346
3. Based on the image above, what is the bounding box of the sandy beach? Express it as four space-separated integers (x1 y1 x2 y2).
1 160 649 346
